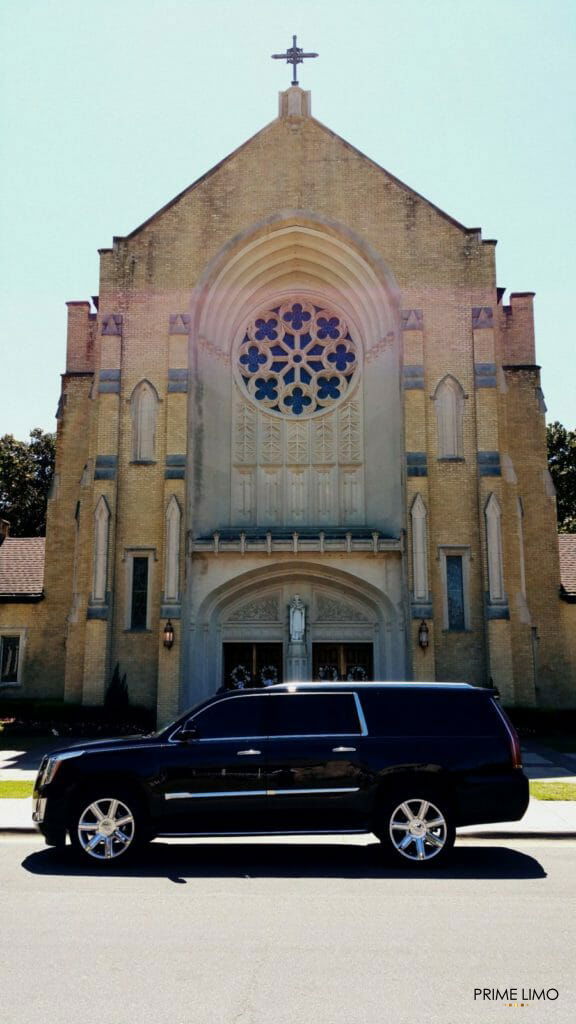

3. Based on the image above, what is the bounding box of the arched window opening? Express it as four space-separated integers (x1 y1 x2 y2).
410 493 429 601
434 375 464 459
485 493 505 602
92 496 110 603
164 496 181 603
517 497 527 598
131 380 158 462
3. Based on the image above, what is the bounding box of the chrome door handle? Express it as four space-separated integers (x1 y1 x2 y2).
236 749 262 756
332 746 356 753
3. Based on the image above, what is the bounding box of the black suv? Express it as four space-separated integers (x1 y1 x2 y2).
33 682 528 867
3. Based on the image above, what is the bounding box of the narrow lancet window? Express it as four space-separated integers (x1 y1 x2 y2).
92 496 110 602
517 498 527 598
434 375 464 458
131 380 158 462
411 493 429 601
485 493 505 601
164 496 181 602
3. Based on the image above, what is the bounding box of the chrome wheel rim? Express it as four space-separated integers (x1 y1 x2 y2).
77 797 135 860
389 798 448 862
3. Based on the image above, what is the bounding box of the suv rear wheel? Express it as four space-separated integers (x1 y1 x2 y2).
70 792 146 865
376 794 455 867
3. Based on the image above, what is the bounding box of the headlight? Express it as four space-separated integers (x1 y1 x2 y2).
39 749 85 787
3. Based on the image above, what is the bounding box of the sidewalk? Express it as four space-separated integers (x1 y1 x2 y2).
1 739 575 838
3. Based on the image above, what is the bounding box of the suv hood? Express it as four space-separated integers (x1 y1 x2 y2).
42 734 156 760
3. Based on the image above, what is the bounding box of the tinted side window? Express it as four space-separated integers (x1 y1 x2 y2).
192 695 267 739
360 690 499 737
267 693 362 736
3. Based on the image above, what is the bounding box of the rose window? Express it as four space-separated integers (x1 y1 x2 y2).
237 301 358 416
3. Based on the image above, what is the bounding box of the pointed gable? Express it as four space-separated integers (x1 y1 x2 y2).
119 90 484 249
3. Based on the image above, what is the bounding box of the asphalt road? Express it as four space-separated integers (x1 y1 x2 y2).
1 835 574 1024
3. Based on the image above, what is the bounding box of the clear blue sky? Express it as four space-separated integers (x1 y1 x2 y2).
1 0 575 439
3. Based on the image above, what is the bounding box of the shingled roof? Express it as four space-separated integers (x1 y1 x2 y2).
559 534 576 600
0 538 45 599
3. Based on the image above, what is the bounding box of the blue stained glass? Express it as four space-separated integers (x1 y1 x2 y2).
254 318 279 341
317 376 341 400
254 377 278 401
327 344 355 371
239 301 358 416
317 316 341 340
446 555 465 630
283 303 312 331
284 387 312 414
240 345 267 373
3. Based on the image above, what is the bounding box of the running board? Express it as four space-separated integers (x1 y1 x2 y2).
155 828 369 838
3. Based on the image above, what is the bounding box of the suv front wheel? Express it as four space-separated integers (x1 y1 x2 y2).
70 791 146 865
376 793 455 867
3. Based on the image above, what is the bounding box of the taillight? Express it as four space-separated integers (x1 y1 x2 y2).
509 724 522 769
492 700 522 768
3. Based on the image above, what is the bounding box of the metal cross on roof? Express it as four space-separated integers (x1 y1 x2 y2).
271 35 319 86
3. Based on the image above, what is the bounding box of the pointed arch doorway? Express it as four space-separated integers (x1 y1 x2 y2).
185 560 405 706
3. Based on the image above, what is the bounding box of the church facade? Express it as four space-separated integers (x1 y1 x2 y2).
2 86 575 721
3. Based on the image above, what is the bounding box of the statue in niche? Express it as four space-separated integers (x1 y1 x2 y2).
289 595 306 642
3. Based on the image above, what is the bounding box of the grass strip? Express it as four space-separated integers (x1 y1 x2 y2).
2 780 576 803
0 780 34 799
529 781 576 801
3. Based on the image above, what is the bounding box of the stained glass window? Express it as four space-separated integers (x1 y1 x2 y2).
446 555 465 630
237 300 358 416
131 557 149 630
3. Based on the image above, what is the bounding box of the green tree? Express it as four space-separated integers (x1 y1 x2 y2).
547 421 576 533
0 428 56 537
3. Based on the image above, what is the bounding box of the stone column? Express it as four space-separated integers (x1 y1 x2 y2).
286 641 308 681
287 594 308 680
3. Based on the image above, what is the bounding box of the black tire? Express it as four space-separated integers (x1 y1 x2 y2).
375 790 455 868
69 789 148 866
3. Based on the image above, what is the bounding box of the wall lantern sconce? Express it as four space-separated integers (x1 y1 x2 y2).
163 620 175 649
418 619 430 650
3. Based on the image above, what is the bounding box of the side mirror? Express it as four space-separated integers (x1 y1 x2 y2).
177 722 199 743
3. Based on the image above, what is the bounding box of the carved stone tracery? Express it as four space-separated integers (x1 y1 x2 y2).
231 300 365 526
227 596 280 622
235 300 359 418
316 594 369 622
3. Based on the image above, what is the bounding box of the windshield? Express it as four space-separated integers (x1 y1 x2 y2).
154 692 227 739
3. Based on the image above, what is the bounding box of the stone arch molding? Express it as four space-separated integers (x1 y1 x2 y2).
196 560 398 627
189 211 401 359
181 560 406 705
188 213 402 531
